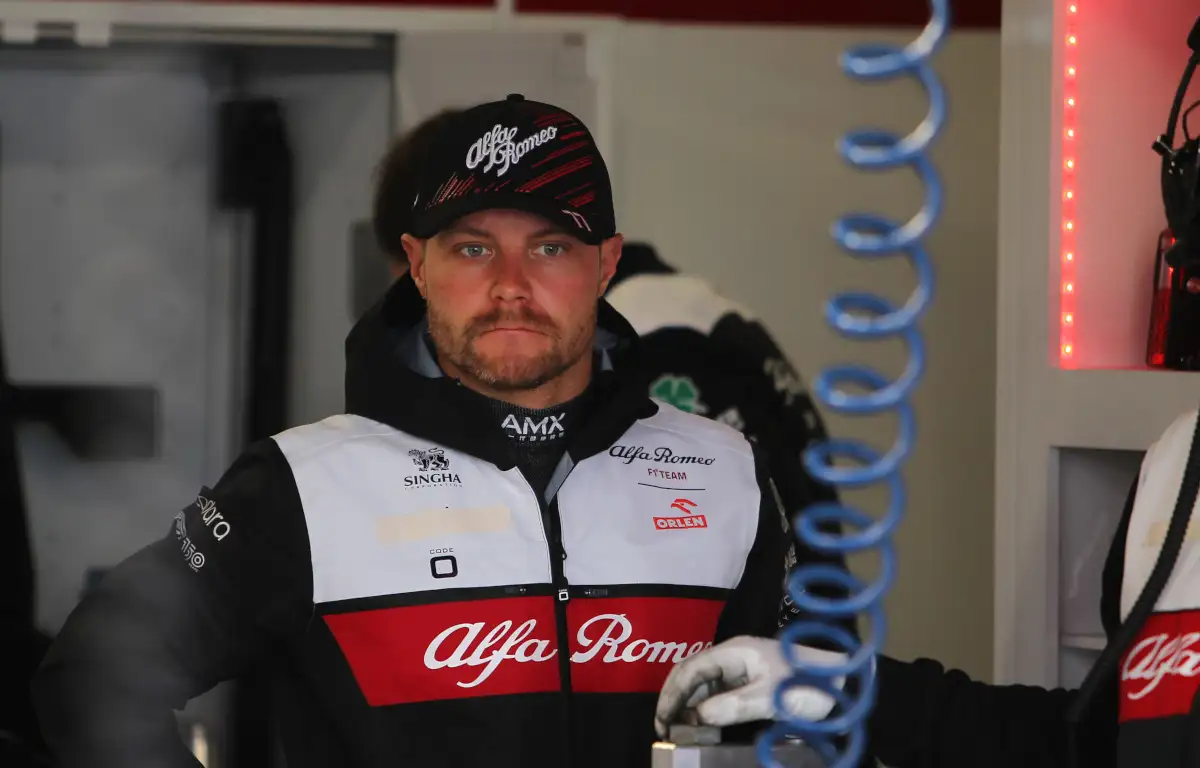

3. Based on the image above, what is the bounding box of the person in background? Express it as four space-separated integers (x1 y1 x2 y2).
372 107 464 281
653 417 1200 767
624 253 1121 768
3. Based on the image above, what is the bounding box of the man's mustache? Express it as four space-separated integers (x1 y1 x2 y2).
467 308 556 337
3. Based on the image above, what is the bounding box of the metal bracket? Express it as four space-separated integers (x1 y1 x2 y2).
651 726 827 768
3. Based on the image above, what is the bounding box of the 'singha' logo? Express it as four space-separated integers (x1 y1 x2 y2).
410 447 451 472
465 123 558 177
405 447 462 489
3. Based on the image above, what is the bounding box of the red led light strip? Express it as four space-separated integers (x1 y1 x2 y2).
1060 2 1079 364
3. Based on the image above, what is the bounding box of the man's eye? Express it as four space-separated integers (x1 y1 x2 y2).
459 245 489 258
535 243 567 257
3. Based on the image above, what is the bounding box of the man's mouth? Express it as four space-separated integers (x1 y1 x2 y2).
481 325 546 336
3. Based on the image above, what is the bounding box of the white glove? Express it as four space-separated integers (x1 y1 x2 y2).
654 635 847 739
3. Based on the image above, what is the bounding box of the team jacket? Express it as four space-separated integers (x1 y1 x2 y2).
31 275 843 768
605 244 842 630
867 407 1200 768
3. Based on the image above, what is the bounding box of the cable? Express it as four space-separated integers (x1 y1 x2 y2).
755 2 949 766
1184 100 1200 142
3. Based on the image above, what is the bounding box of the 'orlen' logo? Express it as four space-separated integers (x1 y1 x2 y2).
405 447 462 489
653 498 708 531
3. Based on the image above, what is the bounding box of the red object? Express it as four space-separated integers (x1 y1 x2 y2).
653 514 709 530
323 594 724 705
1147 229 1178 368
653 497 709 529
1119 609 1200 722
566 596 724 693
324 596 561 705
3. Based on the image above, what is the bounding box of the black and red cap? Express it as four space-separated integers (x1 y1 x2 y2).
408 94 616 245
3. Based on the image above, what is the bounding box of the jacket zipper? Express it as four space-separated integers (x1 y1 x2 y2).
518 473 574 765
546 497 573 692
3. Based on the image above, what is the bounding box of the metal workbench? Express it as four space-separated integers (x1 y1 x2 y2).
652 726 826 768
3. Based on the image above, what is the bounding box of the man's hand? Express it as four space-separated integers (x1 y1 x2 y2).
654 636 847 739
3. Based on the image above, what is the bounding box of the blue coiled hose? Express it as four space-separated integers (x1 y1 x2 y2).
755 3 949 767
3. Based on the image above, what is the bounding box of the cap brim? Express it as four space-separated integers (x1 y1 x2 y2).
409 192 606 245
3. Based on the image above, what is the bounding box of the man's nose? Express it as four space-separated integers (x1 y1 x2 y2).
489 248 532 301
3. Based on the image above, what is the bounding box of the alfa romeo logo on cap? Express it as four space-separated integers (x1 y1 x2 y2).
465 123 559 177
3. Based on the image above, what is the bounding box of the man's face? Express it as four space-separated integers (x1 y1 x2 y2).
403 209 622 393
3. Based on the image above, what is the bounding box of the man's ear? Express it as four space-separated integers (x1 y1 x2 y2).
401 234 428 297
597 234 624 296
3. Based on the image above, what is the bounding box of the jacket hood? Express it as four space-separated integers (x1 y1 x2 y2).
344 274 656 468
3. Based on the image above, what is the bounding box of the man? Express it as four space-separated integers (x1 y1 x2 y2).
656 417 1200 766
373 120 844 638
33 94 846 768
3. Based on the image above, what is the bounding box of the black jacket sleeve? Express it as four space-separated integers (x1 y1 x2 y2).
715 443 858 645
714 444 795 642
713 443 858 745
868 655 1115 768
31 439 314 768
864 478 1134 768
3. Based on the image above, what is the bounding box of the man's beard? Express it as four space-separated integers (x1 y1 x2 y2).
427 303 594 391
